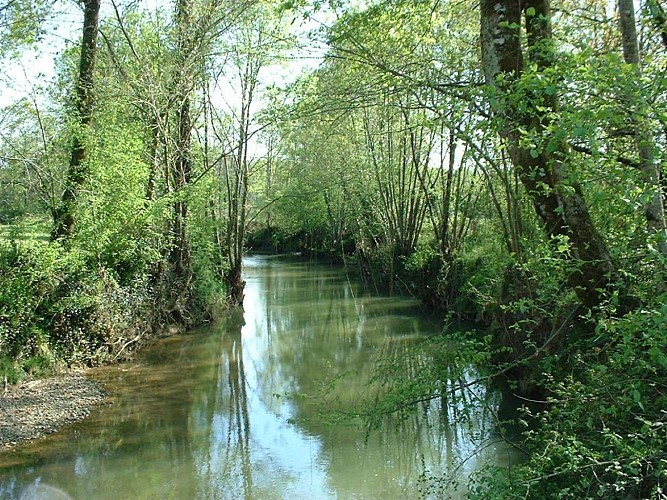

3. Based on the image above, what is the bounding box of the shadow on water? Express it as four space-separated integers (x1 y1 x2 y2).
0 255 519 499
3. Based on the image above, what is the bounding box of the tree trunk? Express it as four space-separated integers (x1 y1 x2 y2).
618 0 667 265
52 0 100 241
164 0 195 323
480 0 614 309
225 261 246 307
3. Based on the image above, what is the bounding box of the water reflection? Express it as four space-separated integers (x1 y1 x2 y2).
0 255 516 499
190 309 253 499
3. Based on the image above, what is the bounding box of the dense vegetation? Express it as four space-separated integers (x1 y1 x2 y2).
2 0 667 497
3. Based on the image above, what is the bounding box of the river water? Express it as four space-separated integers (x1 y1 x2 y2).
0 255 516 499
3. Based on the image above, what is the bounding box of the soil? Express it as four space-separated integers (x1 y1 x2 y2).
0 373 106 451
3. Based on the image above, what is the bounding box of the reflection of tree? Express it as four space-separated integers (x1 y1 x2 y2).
248 258 478 497
366 340 512 496
191 307 253 500
250 260 436 409
222 308 252 499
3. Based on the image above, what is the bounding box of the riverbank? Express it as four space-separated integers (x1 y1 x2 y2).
0 372 106 451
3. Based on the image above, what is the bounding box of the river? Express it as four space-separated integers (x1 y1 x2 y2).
0 255 516 499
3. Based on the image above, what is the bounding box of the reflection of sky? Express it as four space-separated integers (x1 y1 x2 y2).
190 257 336 499
193 386 334 499
196 366 334 498
0 256 518 500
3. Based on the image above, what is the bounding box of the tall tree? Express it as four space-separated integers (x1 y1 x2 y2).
52 0 101 241
164 0 196 322
480 0 614 310
361 98 428 257
209 0 291 305
617 0 667 265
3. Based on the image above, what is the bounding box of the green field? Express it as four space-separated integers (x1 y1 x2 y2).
0 217 50 242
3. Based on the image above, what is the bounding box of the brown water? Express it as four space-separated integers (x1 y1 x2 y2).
0 255 516 499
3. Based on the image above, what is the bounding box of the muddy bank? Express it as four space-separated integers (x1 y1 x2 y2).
0 373 105 450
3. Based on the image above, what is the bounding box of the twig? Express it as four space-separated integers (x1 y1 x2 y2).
112 332 144 361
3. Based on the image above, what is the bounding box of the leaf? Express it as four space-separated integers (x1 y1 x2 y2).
526 7 536 17
529 149 539 159
573 126 588 137
648 346 667 369
631 389 645 411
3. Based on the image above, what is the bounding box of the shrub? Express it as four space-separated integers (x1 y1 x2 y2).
0 239 154 375
471 303 667 499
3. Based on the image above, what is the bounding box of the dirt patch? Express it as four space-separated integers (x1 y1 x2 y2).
0 373 105 450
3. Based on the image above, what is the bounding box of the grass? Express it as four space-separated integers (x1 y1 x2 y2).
0 216 50 242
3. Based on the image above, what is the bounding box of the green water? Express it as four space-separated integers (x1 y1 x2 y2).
0 256 516 499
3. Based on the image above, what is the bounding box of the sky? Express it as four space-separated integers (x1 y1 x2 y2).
0 0 626 163
0 0 330 130
0 0 337 167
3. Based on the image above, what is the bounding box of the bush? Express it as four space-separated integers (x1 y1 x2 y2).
399 240 506 319
471 303 667 499
0 241 86 359
0 354 24 384
0 239 154 375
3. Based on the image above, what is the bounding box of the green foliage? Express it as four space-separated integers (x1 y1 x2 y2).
0 240 78 353
1 0 248 375
0 354 23 384
73 114 160 283
402 242 438 274
472 303 667 499
0 0 51 56
0 240 155 374
188 190 229 311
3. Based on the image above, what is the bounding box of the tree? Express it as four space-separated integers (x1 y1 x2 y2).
52 0 101 241
617 0 667 266
207 0 292 305
480 0 615 310
162 0 197 322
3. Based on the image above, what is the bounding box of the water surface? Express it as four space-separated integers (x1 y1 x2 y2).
0 256 515 499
